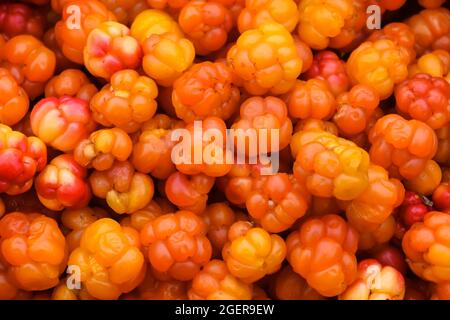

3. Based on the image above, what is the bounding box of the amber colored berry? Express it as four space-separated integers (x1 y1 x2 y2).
140 210 212 281
45 69 98 101
90 69 158 133
165 171 215 214
402 211 450 283
369 114 438 180
227 22 302 95
172 62 240 122
89 161 154 214
178 1 233 55
0 212 66 291
286 214 359 297
246 173 310 233
0 68 29 126
222 221 286 283
291 129 370 201
74 128 133 171
68 218 146 300
188 259 252 300
346 39 410 100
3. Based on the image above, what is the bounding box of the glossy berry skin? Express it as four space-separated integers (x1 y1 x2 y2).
140 210 212 281
172 62 240 123
358 216 396 251
131 10 194 85
51 278 94 300
227 23 302 95
402 211 450 283
372 244 408 276
68 218 146 300
346 164 404 233
404 159 442 196
89 161 154 215
35 154 91 211
406 8 450 56
43 28 78 73
188 259 252 300
304 50 350 97
0 3 46 40
132 114 184 179
367 22 416 64
130 9 183 43
98 0 150 25
214 0 244 23
223 221 286 283
74 128 132 171
0 124 47 195
141 33 195 87
203 202 245 257
45 69 98 101
287 214 358 297
293 36 313 73
175 117 232 177
435 124 450 166
409 50 450 81
90 69 158 133
238 0 298 33
0 68 28 126
231 96 293 154
339 259 405 300
246 173 310 233
395 73 450 130
346 40 410 100
54 0 116 64
217 163 267 207
84 22 142 80
295 118 339 136
1 35 56 99
31 96 96 152
272 265 323 300
297 0 364 50
120 198 175 232
400 191 431 228
282 79 336 121
165 171 215 214
433 182 450 212
0 212 66 291
369 114 438 180
333 84 380 138
61 207 109 252
291 130 370 201
179 1 232 55
0 259 22 300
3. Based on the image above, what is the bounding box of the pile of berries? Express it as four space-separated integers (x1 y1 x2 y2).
0 0 449 300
